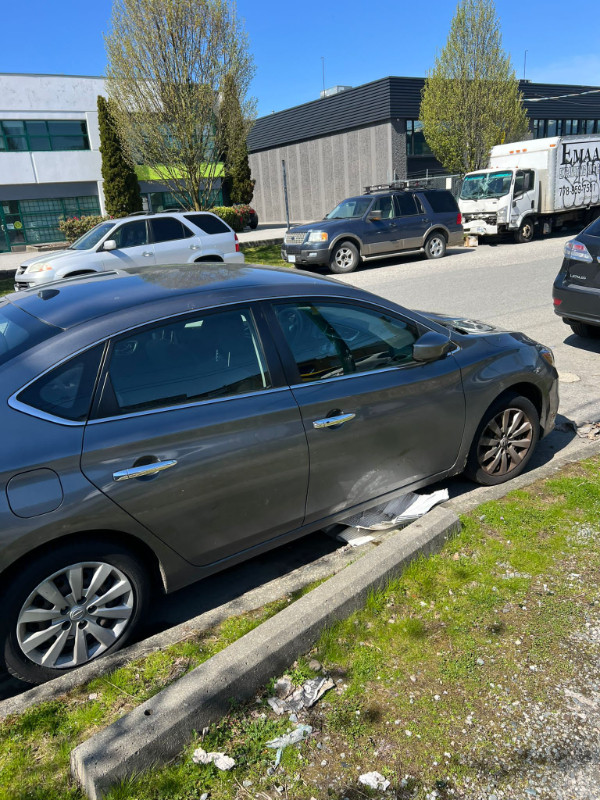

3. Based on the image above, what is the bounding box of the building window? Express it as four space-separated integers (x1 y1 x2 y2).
0 195 101 249
531 119 599 139
0 120 90 152
406 121 432 156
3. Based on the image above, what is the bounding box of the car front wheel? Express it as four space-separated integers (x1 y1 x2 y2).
465 394 540 486
329 241 360 274
1 539 149 684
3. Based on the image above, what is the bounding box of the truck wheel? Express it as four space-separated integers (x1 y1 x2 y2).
329 241 360 274
514 219 534 243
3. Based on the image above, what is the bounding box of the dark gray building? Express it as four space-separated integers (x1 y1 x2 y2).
247 76 600 224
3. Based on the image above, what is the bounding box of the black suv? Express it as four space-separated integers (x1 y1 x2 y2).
281 185 463 274
553 215 600 337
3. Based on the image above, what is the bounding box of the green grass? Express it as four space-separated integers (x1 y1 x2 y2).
240 243 289 268
0 274 14 296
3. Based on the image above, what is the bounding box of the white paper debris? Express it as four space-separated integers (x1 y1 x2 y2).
336 528 375 547
266 724 312 766
341 489 449 531
359 771 390 790
192 747 235 770
268 676 335 715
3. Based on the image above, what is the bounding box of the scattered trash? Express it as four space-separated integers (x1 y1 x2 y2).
88 693 98 701
359 771 390 790
340 489 449 532
268 675 335 715
576 422 600 440
336 528 375 547
464 235 479 247
266 723 312 766
192 747 235 771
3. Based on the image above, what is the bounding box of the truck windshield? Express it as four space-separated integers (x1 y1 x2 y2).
460 171 513 200
326 198 373 219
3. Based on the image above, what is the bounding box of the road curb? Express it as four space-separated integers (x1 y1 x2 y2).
71 505 460 799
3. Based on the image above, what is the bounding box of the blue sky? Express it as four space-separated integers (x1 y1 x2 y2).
2 0 599 117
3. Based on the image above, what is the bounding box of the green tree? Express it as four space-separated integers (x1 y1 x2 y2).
218 73 255 204
420 0 529 175
97 95 143 217
104 0 255 211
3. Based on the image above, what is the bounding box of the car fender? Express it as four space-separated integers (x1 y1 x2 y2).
422 224 451 245
328 232 364 255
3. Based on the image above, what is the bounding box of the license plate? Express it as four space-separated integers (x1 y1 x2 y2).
287 255 296 264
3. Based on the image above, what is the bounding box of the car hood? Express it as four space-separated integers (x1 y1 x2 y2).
419 311 501 334
20 249 89 268
287 218 359 234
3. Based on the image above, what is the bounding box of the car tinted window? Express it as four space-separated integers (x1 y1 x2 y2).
150 216 193 243
422 191 459 213
184 213 230 234
111 221 148 249
395 193 419 216
106 308 271 414
370 196 394 219
274 302 419 382
0 302 61 368
17 344 103 421
586 217 600 237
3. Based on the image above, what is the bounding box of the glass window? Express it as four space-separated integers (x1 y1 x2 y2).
69 221 115 251
185 213 230 234
0 302 61 368
50 135 88 151
422 191 458 213
111 221 149 249
274 302 420 383
370 196 394 219
2 121 25 136
406 120 432 156
17 345 104 422
6 136 28 151
586 216 600 237
395 193 419 216
25 121 48 135
0 120 90 151
28 136 52 151
107 308 271 414
150 217 192 243
46 120 87 136
547 120 557 137
326 197 372 220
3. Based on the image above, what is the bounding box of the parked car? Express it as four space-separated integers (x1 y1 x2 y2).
281 184 463 274
13 210 244 291
553 215 600 337
0 264 557 683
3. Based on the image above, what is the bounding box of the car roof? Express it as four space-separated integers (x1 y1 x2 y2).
3 263 349 330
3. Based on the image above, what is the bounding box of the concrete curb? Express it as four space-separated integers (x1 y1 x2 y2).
71 505 460 799
240 237 284 248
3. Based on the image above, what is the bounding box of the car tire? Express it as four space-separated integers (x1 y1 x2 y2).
514 219 535 243
249 212 259 230
568 319 600 338
424 232 447 259
0 539 149 684
464 393 540 486
329 241 360 274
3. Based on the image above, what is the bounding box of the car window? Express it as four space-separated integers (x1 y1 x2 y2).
370 196 394 219
17 344 104 421
106 308 271 414
111 220 149 249
587 217 600 237
0 302 61 368
394 194 419 216
69 221 115 251
184 214 231 234
150 216 193 243
422 191 459 213
274 302 420 383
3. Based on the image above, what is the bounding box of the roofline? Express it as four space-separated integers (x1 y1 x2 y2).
0 72 105 79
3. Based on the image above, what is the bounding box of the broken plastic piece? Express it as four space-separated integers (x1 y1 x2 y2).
341 489 449 531
266 724 312 766
267 676 335 715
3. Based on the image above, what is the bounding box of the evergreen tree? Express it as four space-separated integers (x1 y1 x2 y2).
420 0 529 175
97 95 143 217
218 73 255 205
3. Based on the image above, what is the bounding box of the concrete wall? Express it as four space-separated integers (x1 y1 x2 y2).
249 121 408 224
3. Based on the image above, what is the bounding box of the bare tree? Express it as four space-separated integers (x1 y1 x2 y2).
105 0 256 210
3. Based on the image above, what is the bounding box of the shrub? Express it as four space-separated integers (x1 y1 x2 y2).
59 215 110 243
232 204 257 228
210 205 245 232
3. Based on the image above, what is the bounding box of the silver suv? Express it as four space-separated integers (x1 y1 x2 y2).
14 210 244 290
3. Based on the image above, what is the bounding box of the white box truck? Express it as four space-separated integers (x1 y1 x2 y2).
458 135 600 242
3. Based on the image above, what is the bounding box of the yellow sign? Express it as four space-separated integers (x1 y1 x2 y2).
13 220 22 229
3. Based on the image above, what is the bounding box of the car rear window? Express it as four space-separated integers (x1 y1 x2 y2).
422 191 459 213
0 302 61 368
586 217 600 237
184 214 231 234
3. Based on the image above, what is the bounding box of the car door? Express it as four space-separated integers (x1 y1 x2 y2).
392 193 431 250
268 299 466 525
100 220 156 268
80 304 309 566
149 216 197 264
359 195 401 255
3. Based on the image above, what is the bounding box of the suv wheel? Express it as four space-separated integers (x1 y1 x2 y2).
424 232 447 260
568 319 600 338
329 241 360 274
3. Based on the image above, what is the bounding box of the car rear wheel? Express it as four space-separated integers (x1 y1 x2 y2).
465 393 540 486
424 233 447 259
329 241 360 274
568 319 600 338
1 539 149 684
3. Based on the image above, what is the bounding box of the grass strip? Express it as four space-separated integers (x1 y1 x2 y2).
240 243 290 269
0 274 14 297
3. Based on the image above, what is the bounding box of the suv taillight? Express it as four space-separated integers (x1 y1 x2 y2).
457 212 462 225
235 233 240 253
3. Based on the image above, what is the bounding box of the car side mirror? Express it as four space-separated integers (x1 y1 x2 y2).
367 209 382 222
103 239 117 251
413 331 452 362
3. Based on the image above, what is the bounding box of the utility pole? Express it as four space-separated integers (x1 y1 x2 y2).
321 56 325 95
523 50 528 80
281 159 291 230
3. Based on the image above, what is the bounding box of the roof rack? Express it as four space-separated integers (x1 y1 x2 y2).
364 181 407 194
126 210 154 216
159 207 187 213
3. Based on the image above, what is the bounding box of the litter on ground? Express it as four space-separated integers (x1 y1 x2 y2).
191 747 236 770
266 723 313 766
339 488 449 533
268 675 335 715
358 771 391 790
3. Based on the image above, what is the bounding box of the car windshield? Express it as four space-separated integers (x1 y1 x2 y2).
68 221 115 251
0 302 61 367
460 171 513 200
326 198 372 219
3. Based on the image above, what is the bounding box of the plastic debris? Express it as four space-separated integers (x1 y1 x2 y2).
359 771 390 790
268 676 335 715
340 489 449 532
266 723 312 766
192 747 235 770
336 529 375 547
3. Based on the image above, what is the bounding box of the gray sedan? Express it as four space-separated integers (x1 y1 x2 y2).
0 264 558 684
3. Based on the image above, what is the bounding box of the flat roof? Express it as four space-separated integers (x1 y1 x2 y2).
0 72 105 79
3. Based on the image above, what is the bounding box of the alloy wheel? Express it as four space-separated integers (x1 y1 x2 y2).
333 246 355 270
16 561 135 669
428 237 444 257
477 407 533 477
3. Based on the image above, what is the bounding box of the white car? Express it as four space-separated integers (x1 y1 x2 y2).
14 210 244 290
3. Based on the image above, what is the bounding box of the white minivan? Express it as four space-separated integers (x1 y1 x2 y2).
14 210 244 290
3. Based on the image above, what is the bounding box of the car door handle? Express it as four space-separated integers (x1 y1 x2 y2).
112 459 177 481
313 413 356 429
142 251 153 257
